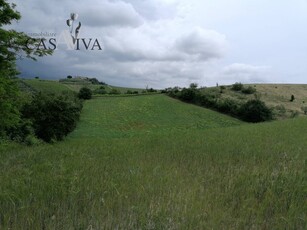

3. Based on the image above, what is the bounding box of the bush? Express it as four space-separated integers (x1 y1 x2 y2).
109 89 121 95
216 99 240 116
78 87 92 100
242 86 256 94
240 100 273 122
6 119 35 143
290 95 295 102
147 88 157 93
22 92 83 142
178 88 196 102
199 94 216 108
93 87 107 95
231 82 244 91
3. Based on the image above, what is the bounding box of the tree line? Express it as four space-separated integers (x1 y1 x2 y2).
164 83 273 123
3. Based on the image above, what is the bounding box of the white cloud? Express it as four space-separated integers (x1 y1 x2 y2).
222 63 271 83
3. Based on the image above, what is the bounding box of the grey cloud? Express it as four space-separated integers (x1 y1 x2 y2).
175 28 227 61
9 0 229 88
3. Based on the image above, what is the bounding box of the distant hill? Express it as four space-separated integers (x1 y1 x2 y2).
21 79 145 95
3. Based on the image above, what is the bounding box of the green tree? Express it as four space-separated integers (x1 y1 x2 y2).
189 83 198 89
231 82 243 91
78 87 92 99
0 0 52 138
22 92 83 142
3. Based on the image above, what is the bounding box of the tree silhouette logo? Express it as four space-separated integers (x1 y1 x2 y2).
66 13 81 44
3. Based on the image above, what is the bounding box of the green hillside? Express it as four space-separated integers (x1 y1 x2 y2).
70 95 243 139
22 79 71 94
1 94 306 229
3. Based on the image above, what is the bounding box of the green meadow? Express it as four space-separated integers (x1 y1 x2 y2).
22 79 71 94
0 94 306 229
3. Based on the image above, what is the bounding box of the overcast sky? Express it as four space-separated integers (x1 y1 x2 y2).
8 0 307 88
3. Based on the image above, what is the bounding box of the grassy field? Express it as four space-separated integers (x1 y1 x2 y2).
250 84 307 114
70 95 242 139
0 94 306 229
23 79 71 94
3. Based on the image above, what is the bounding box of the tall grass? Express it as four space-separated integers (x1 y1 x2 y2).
0 95 306 229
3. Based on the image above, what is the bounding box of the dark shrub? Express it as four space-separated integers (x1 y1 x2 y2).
179 88 196 102
199 94 216 108
242 86 256 94
89 78 100 85
22 92 83 142
147 88 157 93
231 82 243 91
240 100 273 122
216 99 240 116
290 95 295 102
78 87 92 99
126 90 133 94
133 91 139 94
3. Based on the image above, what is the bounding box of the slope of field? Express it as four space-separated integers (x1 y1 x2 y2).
70 95 243 139
0 95 306 229
23 79 71 94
